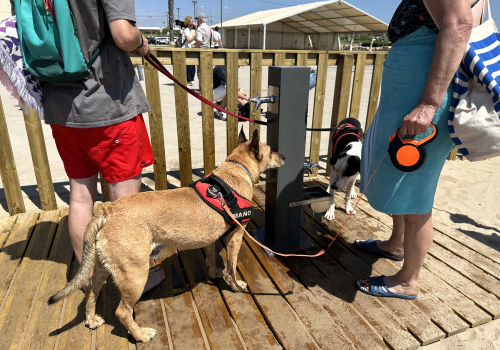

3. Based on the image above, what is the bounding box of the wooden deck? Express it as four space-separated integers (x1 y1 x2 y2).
0 177 499 350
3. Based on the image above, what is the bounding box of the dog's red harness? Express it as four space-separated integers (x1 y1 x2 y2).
331 123 363 156
189 174 254 225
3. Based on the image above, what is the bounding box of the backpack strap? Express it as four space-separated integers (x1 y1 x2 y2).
87 34 109 68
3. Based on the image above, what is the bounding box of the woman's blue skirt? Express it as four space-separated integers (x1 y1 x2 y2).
360 27 455 215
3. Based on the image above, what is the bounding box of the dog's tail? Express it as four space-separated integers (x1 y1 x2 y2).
48 208 110 305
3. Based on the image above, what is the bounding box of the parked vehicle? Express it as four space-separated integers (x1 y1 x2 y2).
155 37 169 45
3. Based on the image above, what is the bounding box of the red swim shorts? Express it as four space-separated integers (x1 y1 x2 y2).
50 115 154 183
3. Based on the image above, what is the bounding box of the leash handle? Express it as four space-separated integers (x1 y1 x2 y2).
144 54 267 125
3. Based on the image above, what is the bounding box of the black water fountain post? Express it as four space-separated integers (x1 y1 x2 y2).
250 66 320 257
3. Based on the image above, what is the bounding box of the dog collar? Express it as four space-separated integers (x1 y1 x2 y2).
227 160 254 186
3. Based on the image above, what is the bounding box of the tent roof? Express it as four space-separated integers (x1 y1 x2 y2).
213 0 388 34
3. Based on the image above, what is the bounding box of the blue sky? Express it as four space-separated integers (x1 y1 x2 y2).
135 0 500 29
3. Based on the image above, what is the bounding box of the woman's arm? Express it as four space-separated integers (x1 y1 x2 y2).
400 0 473 135
186 32 196 43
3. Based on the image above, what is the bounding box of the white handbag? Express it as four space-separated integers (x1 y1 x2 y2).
448 0 500 161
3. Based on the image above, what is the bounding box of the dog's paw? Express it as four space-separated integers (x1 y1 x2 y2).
236 280 248 290
350 191 358 199
209 267 224 280
135 327 157 343
85 314 105 330
324 209 335 221
345 206 356 215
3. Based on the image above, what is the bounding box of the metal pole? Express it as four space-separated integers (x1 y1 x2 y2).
193 1 196 18
234 28 237 48
349 31 355 51
147 15 152 36
220 0 223 44
263 24 266 50
177 8 180 21
247 26 250 49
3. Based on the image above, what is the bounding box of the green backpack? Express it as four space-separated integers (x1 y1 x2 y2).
14 0 107 83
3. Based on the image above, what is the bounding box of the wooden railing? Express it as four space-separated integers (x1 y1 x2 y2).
0 48 388 216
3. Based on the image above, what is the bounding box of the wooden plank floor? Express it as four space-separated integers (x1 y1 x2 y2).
0 177 499 349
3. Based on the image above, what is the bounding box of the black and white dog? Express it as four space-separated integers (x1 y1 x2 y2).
324 118 364 221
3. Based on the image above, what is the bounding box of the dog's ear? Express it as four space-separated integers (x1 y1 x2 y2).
249 129 261 159
238 126 247 145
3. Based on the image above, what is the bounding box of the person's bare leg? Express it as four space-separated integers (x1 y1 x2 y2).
358 214 405 258
68 174 99 264
220 95 227 109
360 211 433 296
108 174 166 292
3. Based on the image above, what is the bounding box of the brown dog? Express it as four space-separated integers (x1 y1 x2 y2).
49 129 285 343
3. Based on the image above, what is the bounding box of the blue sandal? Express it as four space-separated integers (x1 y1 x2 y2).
357 276 417 300
354 239 403 261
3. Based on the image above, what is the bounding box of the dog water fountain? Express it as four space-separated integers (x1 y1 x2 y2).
249 66 333 256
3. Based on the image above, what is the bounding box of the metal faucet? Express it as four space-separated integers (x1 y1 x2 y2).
304 163 319 174
249 93 278 111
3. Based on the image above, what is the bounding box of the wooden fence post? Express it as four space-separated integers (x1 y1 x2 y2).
365 53 385 131
23 109 57 210
274 52 285 66
0 96 25 215
326 54 354 176
297 52 308 67
172 51 193 186
349 53 366 120
308 53 328 178
250 52 262 140
144 53 168 191
200 51 216 175
226 51 239 155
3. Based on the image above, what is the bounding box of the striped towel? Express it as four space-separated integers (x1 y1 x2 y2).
448 4 500 161
0 16 43 118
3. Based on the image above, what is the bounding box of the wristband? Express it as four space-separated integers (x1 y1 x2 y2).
136 36 144 50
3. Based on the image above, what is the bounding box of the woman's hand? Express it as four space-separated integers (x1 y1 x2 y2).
400 102 438 136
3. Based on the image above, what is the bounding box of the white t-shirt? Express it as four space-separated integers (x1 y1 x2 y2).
181 27 193 48
213 31 221 47
195 23 215 48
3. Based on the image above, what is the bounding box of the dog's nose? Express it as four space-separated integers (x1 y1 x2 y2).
281 154 286 160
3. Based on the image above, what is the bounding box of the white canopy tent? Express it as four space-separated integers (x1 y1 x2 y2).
213 0 388 50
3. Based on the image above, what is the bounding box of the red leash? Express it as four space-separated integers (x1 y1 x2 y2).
223 152 388 258
144 54 267 125
145 52 388 257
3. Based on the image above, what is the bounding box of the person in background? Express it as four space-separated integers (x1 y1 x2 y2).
194 13 214 89
213 26 223 48
182 16 196 87
213 65 248 121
